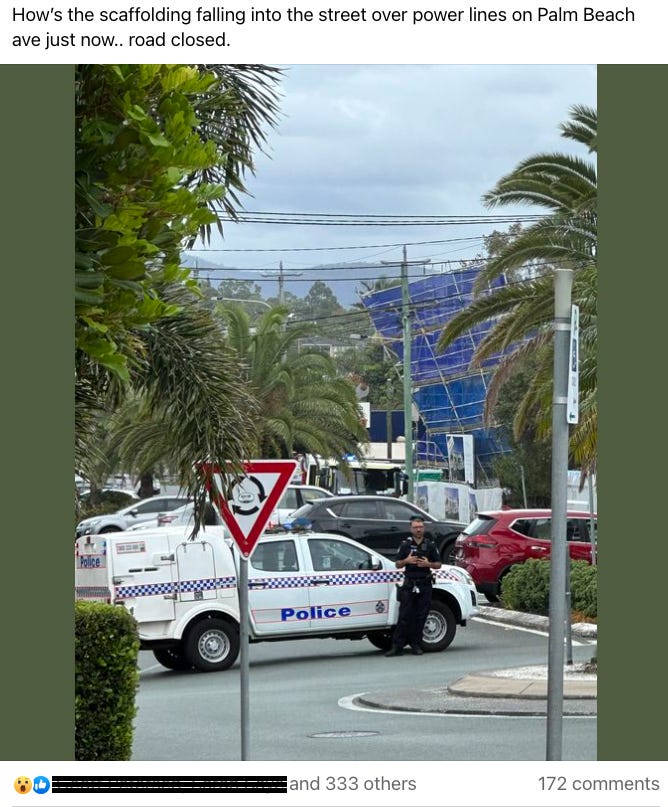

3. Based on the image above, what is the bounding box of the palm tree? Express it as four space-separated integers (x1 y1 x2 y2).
437 105 597 474
75 65 282 513
219 304 369 459
186 64 283 242
78 283 258 512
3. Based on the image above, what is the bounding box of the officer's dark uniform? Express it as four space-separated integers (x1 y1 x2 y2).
389 533 440 654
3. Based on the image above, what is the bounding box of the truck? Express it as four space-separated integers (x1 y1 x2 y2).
75 524 479 672
305 455 404 496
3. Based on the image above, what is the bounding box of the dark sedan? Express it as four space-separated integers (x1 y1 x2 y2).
286 495 465 562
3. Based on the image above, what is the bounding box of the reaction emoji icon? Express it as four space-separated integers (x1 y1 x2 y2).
14 776 32 794
33 776 51 794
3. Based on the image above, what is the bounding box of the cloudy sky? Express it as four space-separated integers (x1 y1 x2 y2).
187 64 597 305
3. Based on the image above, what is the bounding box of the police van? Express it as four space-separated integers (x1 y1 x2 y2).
75 525 478 672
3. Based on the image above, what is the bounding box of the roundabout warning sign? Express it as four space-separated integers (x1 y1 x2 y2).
201 460 297 557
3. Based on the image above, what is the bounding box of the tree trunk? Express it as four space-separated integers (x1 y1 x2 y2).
137 472 159 499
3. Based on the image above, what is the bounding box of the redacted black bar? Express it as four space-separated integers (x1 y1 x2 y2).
51 776 288 793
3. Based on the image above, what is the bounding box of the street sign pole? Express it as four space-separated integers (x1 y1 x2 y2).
239 555 250 760
201 459 297 762
546 268 573 761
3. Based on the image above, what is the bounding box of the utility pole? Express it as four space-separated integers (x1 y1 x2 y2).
381 249 430 503
385 378 394 460
546 267 573 761
401 246 414 502
261 262 303 306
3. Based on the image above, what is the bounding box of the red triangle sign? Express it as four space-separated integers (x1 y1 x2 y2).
201 460 298 557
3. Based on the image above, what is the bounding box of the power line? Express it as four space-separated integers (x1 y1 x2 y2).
224 210 545 219
185 235 487 253
195 255 580 291
191 258 478 276
214 210 544 225
217 215 542 226
213 269 568 328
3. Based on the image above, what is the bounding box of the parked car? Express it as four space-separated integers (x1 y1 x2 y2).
453 508 598 601
127 500 225 532
271 484 334 525
75 494 191 538
127 487 333 533
285 495 465 561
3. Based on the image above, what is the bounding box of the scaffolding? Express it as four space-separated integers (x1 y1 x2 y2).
360 266 509 476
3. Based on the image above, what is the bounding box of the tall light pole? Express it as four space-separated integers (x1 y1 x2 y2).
381 248 430 502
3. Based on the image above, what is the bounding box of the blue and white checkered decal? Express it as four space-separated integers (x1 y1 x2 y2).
253 569 401 589
434 569 461 582
115 575 236 600
114 568 459 601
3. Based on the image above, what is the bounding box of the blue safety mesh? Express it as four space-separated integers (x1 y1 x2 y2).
360 267 511 471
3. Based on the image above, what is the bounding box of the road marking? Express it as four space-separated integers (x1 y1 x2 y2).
472 616 592 644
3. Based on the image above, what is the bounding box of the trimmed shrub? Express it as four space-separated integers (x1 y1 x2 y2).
500 558 597 619
570 560 598 618
75 601 140 760
77 491 138 521
501 559 551 614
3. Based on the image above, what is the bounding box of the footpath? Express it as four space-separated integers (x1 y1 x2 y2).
356 606 597 716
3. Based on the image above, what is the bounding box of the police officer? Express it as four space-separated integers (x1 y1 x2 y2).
385 514 442 656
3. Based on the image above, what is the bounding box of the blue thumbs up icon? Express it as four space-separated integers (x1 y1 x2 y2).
32 776 50 794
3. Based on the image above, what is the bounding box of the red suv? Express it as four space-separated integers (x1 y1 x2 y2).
454 509 597 601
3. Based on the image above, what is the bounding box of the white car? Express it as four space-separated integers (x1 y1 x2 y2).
127 485 334 532
75 525 479 672
271 484 334 525
75 494 191 538
126 500 225 532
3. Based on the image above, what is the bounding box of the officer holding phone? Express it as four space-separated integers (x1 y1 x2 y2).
385 514 442 656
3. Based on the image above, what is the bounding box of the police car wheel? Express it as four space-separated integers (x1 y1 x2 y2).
367 630 393 651
185 618 239 672
421 600 456 652
153 646 193 671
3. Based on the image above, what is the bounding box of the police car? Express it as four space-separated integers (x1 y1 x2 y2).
75 525 478 673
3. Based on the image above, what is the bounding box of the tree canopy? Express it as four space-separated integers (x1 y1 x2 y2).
75 64 282 503
218 303 369 459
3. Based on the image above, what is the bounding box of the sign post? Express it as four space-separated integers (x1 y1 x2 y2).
201 459 297 760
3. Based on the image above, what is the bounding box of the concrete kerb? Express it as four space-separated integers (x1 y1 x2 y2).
352 605 597 716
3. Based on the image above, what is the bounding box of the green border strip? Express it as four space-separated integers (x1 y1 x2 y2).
1 63 665 764
597 65 666 761
0 65 74 760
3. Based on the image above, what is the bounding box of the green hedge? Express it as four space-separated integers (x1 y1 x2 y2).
570 560 598 618
500 559 597 618
75 601 140 760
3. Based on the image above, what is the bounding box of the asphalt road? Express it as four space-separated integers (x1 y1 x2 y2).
131 615 597 761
